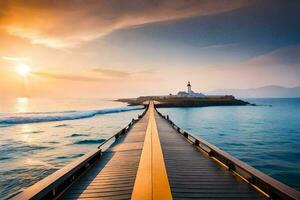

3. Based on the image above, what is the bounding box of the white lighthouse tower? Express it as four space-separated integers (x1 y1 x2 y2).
177 81 205 97
187 81 192 95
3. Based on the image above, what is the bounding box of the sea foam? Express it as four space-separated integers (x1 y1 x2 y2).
0 106 143 125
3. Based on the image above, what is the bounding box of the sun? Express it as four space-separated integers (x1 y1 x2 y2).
16 64 31 77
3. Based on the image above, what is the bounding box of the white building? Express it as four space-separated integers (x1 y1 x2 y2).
177 81 205 98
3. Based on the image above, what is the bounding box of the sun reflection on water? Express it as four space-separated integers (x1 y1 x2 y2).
18 124 34 143
20 124 32 133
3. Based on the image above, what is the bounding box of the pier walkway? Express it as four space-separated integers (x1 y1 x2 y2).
13 102 300 200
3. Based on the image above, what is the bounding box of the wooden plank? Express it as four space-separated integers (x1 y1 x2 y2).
66 187 133 194
62 194 131 200
70 183 135 191
131 102 173 200
131 109 153 200
151 104 173 200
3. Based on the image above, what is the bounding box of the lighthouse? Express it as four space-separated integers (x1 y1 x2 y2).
187 81 192 95
177 81 205 97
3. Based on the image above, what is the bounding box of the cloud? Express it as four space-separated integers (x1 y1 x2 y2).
34 67 142 81
34 66 159 82
201 45 300 88
92 67 158 78
243 45 300 66
92 68 131 78
1 56 30 62
0 0 254 48
34 71 106 82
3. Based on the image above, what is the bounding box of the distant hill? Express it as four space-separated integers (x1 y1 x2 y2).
209 85 300 98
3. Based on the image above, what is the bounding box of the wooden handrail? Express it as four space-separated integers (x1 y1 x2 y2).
98 105 148 149
12 148 102 200
12 106 148 200
155 108 300 200
98 105 148 151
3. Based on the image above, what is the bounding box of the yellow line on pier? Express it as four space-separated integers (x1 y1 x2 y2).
132 102 172 200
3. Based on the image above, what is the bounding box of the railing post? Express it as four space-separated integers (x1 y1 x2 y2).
208 151 214 157
183 132 188 138
228 163 235 171
248 176 255 184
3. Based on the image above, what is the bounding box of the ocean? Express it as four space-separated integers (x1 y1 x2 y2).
0 98 299 199
157 98 300 191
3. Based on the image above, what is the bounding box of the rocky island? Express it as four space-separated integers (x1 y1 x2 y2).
117 82 250 107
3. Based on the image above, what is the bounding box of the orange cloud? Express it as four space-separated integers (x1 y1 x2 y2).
32 67 159 82
92 68 131 78
0 0 254 48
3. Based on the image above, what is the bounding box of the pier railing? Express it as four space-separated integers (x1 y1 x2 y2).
155 108 300 200
12 105 148 200
98 105 149 151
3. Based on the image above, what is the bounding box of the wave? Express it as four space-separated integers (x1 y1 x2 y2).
0 106 143 125
54 124 69 128
0 124 13 128
21 110 77 115
68 133 90 137
56 153 84 160
73 139 105 145
0 157 11 161
1 144 53 155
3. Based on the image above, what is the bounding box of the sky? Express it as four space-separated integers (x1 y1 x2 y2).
0 0 300 98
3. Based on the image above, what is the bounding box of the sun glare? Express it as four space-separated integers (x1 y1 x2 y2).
16 64 31 77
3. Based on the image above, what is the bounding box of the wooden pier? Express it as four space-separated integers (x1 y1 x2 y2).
13 102 300 200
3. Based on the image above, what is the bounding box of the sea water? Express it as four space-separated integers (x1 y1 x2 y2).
0 98 144 199
158 98 300 191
